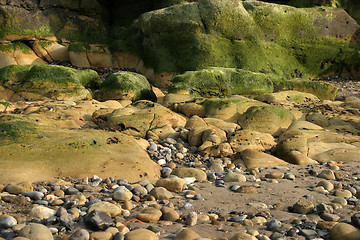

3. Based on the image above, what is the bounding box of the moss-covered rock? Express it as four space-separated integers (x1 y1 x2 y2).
169 67 274 97
96 71 156 102
133 0 360 81
0 114 161 184
0 65 100 101
239 105 296 136
274 79 338 100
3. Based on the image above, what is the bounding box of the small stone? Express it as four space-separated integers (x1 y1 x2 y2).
65 187 80 195
69 229 90 240
332 197 348 206
0 216 17 228
230 233 257 240
90 231 112 240
265 171 284 179
4 181 33 195
171 168 207 182
320 213 340 222
125 229 158 240
284 173 295 180
185 212 198 226
136 208 162 222
209 162 224 172
29 206 56 220
121 201 134 211
148 142 158 152
88 201 122 217
131 186 148 196
224 172 246 183
156 178 185 193
318 169 336 180
251 216 267 224
21 191 44 201
235 186 257 193
18 223 53 240
161 207 179 222
316 221 337 230
84 210 113 230
293 198 315 214
114 232 124 240
113 191 133 202
149 187 174 200
174 229 201 240
351 213 360 228
317 203 334 214
330 222 360 240
317 180 334 191
334 190 352 198
300 229 318 239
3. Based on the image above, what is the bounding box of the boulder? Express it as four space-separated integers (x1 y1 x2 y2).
239 105 296 136
239 149 288 168
96 71 157 102
229 130 276 152
95 100 186 138
256 90 319 104
169 67 274 97
0 65 100 101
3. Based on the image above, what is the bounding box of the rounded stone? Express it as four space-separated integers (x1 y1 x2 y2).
4 181 33 195
156 178 185 193
318 169 336 180
235 186 258 193
330 222 360 240
171 168 207 182
87 201 122 217
174 229 201 240
334 190 352 198
29 206 56 220
230 232 257 240
68 229 90 240
113 191 133 202
265 171 284 179
0 216 17 228
224 172 246 183
18 223 53 240
124 229 158 240
161 207 179 222
90 231 112 240
149 187 174 200
136 208 162 222
317 180 334 191
185 212 198 226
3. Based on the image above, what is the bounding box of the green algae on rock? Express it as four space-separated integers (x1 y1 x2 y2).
0 65 100 101
169 67 274 97
274 79 338 100
96 71 157 102
239 105 296 136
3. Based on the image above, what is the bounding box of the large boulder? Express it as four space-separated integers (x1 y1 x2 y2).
0 114 161 184
93 100 186 139
169 67 274 97
133 0 360 83
96 71 156 102
0 65 100 101
238 105 296 136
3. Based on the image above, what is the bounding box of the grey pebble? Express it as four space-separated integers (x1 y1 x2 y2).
21 191 44 201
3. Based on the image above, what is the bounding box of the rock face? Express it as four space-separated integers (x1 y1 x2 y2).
0 65 99 101
96 71 156 102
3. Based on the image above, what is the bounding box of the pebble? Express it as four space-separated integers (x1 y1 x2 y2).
223 172 246 183
156 178 185 193
136 207 162 222
149 187 174 200
113 190 133 202
84 210 113 230
318 169 336 180
161 207 179 221
174 228 201 240
0 216 17 229
185 212 198 226
265 171 284 179
235 186 258 193
125 229 159 240
21 191 44 201
87 201 122 217
330 222 360 240
317 180 334 191
29 206 56 220
293 198 315 214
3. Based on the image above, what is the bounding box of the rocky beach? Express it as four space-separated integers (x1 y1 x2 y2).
0 0 360 239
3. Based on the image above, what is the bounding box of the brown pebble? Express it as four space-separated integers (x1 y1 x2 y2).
317 221 338 230
211 220 223 225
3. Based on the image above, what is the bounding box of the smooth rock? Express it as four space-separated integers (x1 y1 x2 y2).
223 172 246 183
149 187 174 200
21 191 44 201
0 216 17 228
84 210 113 230
124 229 158 240
69 229 90 240
318 169 336 180
18 223 53 240
90 231 112 240
174 229 201 240
161 207 179 222
87 201 122 217
265 171 284 179
4 181 33 194
156 178 185 193
171 168 207 182
113 191 133 202
317 180 334 191
230 232 257 240
235 186 258 193
330 222 360 240
136 208 162 222
29 206 56 220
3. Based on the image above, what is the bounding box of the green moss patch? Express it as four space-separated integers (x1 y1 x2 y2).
96 71 156 102
169 67 274 97
0 42 33 54
274 79 338 100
